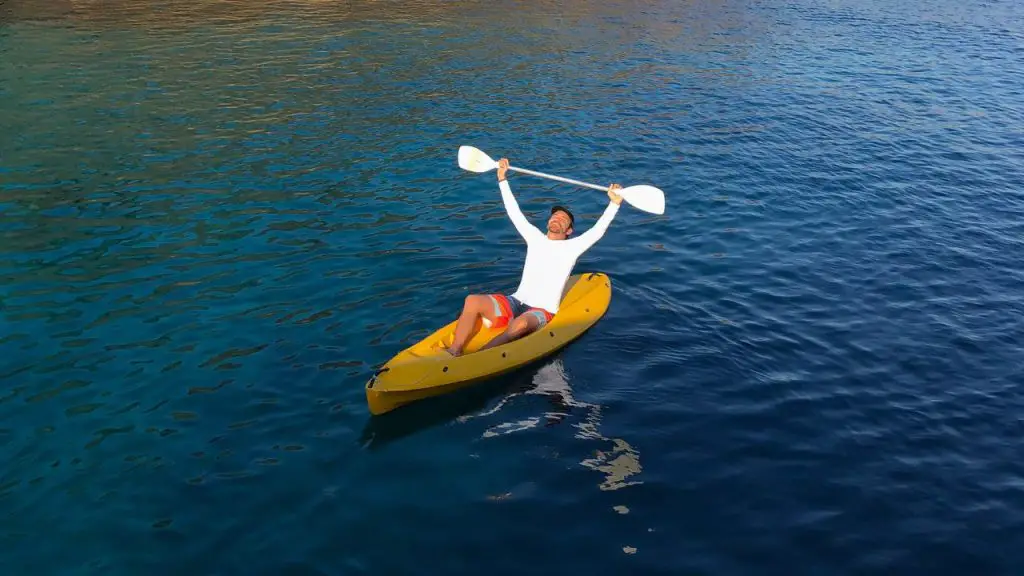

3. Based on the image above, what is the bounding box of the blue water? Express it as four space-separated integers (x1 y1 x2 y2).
3 0 1024 573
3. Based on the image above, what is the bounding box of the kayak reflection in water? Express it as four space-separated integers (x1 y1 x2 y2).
446 157 624 357
461 359 644 492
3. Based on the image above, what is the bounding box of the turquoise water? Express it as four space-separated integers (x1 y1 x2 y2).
3 0 1024 573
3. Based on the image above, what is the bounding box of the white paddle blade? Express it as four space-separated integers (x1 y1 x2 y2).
457 146 497 173
620 185 665 215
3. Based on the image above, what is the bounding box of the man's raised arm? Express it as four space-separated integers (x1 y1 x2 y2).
497 158 542 242
570 184 624 253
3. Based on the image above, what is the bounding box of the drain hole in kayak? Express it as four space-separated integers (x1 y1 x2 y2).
549 331 554 337
502 352 506 358
443 366 448 372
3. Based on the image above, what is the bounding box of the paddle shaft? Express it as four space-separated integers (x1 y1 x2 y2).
508 165 609 192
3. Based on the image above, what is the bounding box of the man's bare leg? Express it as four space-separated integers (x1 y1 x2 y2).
479 313 541 352
447 295 499 356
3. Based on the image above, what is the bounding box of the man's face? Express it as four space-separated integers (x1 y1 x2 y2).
548 209 573 236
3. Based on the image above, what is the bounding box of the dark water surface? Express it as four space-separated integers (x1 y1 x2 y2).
3 0 1024 573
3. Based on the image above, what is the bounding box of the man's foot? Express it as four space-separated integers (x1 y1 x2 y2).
445 347 462 357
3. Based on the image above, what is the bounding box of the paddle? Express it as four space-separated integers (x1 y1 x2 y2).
457 145 666 215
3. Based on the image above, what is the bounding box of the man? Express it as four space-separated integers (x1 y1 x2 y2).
446 157 623 356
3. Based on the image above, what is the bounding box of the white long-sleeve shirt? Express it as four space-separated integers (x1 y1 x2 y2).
499 179 619 313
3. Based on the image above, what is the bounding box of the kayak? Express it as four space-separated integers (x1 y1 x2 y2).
365 272 612 415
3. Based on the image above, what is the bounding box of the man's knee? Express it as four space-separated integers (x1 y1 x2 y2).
507 315 539 338
464 294 489 311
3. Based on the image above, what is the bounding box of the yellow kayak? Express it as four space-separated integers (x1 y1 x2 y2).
365 272 612 415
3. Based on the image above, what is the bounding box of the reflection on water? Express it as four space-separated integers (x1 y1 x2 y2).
0 0 632 29
462 359 643 492
359 357 643 492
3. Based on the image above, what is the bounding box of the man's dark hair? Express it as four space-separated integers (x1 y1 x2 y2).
550 205 574 228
